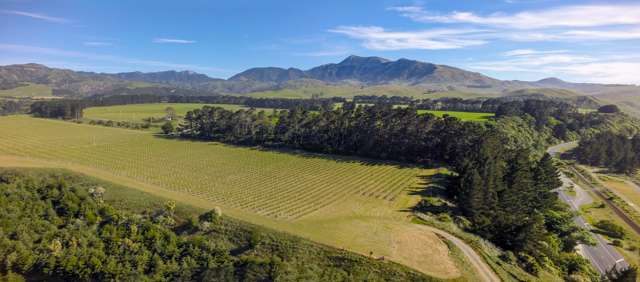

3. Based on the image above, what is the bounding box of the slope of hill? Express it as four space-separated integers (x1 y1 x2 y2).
112 70 222 86
1 56 639 115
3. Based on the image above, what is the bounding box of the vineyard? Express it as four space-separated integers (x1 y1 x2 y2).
0 115 426 220
0 115 470 278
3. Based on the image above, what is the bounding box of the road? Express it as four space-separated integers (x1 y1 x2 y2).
415 214 501 282
548 143 629 275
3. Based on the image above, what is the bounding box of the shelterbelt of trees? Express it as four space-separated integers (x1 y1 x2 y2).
575 131 640 174
0 99 29 116
28 94 344 119
353 94 600 113
0 169 431 282
174 100 631 276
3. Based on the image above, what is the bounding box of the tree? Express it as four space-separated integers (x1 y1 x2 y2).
607 266 638 282
165 107 177 121
161 121 174 135
598 104 620 113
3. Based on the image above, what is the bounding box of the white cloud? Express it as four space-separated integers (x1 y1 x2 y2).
469 50 640 84
328 26 487 50
153 38 196 44
503 49 567 56
1 10 70 23
83 41 113 47
0 43 226 73
390 4 640 29
383 4 640 43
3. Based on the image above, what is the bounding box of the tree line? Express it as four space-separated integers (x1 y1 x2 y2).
353 95 600 115
30 99 84 119
0 99 28 116
452 133 592 275
575 131 640 174
178 103 484 165
28 94 346 119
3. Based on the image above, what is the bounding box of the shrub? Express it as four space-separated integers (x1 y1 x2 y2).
594 220 626 239
597 104 620 114
161 121 174 135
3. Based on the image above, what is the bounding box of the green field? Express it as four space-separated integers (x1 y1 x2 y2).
84 103 276 122
245 84 499 99
0 115 468 278
0 83 52 97
417 110 495 121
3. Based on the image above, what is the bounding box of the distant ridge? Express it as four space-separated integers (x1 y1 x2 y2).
1 56 639 107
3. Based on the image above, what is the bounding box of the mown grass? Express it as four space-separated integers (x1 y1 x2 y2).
0 83 52 97
84 103 276 122
0 115 467 278
598 174 640 213
417 110 495 122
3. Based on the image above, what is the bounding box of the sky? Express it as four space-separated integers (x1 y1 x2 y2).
1 0 640 84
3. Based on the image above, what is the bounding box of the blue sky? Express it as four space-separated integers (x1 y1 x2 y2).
1 0 640 84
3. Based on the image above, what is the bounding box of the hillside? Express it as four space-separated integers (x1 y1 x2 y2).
1 56 639 114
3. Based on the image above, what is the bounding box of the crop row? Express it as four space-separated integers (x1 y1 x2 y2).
0 117 423 220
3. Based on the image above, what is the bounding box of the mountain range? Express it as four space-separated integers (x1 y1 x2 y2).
1 55 639 114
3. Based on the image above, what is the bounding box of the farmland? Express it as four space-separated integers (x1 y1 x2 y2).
417 110 494 121
84 103 276 122
0 83 52 97
85 103 495 124
0 115 469 279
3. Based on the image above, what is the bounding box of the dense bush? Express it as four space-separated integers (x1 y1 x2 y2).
594 220 626 239
30 99 84 119
598 104 621 114
179 103 485 165
575 131 640 174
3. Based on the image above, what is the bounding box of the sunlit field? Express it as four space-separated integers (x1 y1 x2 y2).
84 103 276 122
0 115 463 278
417 110 495 122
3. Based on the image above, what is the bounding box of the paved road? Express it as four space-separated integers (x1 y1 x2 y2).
548 143 629 275
416 214 501 282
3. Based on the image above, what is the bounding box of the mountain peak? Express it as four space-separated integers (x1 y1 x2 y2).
339 55 390 65
537 77 566 84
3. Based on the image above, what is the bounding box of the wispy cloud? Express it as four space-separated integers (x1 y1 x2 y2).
153 38 196 44
0 43 226 73
329 26 487 50
379 4 640 44
1 10 70 23
503 49 567 56
389 4 640 29
83 41 113 47
468 49 640 84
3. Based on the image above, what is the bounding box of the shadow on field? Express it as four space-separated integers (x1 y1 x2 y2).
401 173 459 215
153 133 436 170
